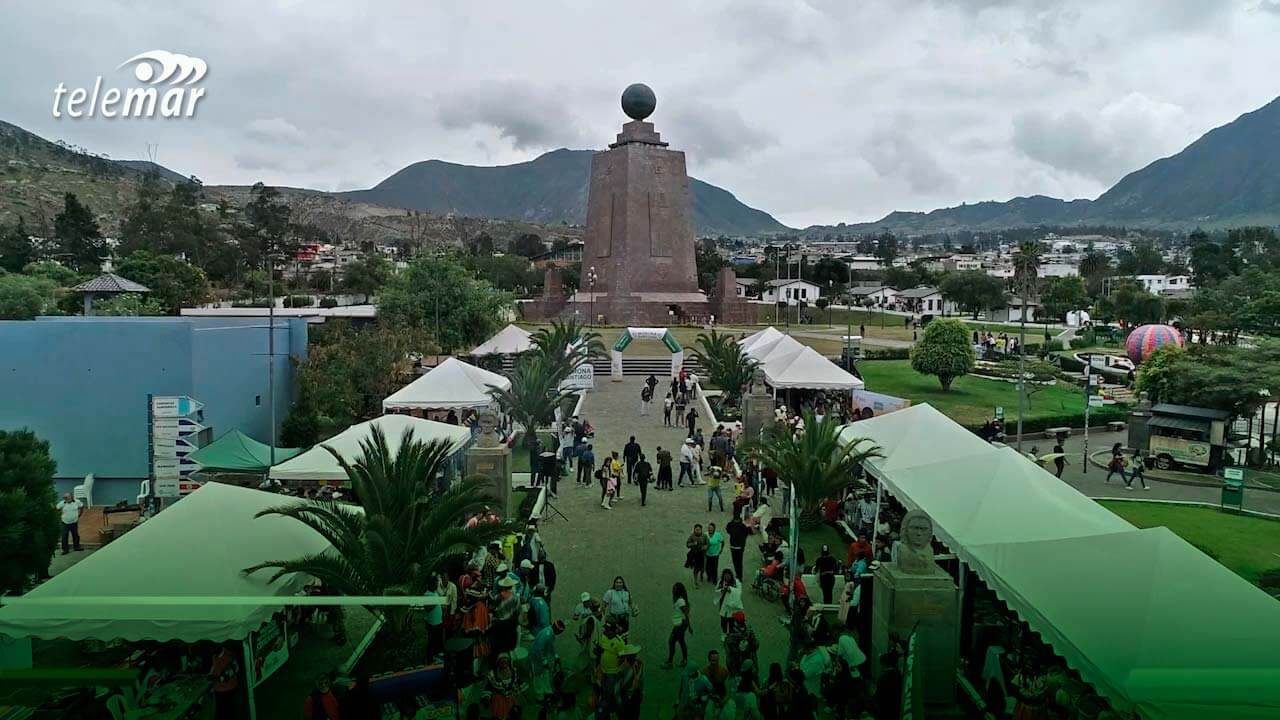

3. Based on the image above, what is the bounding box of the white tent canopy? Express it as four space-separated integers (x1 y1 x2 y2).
269 414 471 482
764 345 864 390
738 326 785 354
470 324 534 356
382 357 512 411
0 483 330 642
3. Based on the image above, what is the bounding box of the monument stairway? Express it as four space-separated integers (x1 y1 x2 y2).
594 355 705 376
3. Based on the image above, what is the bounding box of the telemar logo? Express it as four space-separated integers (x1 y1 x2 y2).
52 51 208 119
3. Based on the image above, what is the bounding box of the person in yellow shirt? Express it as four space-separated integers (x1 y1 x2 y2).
596 621 628 718
609 451 625 500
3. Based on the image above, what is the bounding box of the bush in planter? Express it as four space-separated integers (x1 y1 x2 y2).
231 300 272 308
319 296 338 308
1069 337 1093 349
1009 408 1127 434
284 294 314 308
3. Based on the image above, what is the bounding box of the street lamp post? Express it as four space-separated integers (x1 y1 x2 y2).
587 266 598 327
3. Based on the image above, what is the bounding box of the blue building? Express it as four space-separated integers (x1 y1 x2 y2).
0 316 307 503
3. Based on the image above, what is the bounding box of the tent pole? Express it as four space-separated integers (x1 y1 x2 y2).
243 638 258 720
872 478 883 546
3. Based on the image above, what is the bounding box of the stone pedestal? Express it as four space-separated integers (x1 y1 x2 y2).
871 562 959 706
466 444 513 519
742 390 774 443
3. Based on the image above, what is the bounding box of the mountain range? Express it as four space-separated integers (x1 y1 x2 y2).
4 94 1280 239
340 148 789 235
815 95 1280 235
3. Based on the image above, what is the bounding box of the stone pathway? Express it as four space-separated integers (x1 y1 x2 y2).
538 377 793 715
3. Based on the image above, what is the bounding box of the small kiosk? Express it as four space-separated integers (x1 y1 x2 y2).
1142 403 1232 471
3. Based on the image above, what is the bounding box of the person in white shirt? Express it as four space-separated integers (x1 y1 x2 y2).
678 440 696 487
55 492 83 555
858 496 877 535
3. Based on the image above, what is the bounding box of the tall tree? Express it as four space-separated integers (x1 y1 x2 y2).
0 275 57 320
938 271 1006 319
487 355 571 471
0 429 60 594
1115 239 1165 275
114 251 210 313
378 255 512 352
246 427 516 654
341 252 392 302
53 193 103 272
745 411 880 528
1011 240 1042 448
1077 245 1112 297
0 219 34 273
1039 276 1089 324
691 330 760 409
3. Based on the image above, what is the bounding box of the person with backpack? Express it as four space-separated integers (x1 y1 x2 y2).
656 445 674 491
1125 449 1149 490
640 383 654 417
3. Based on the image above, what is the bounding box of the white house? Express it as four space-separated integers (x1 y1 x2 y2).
761 279 822 306
845 285 899 308
733 278 757 298
894 286 956 316
1134 274 1194 296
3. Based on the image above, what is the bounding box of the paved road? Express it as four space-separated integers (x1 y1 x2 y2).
538 378 792 715
1007 428 1280 515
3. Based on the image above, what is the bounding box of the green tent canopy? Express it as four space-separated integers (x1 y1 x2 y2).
188 429 301 473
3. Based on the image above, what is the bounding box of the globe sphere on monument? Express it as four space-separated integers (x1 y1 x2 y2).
1125 323 1183 364
621 83 656 121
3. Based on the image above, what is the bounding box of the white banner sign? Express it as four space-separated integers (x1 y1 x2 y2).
155 478 181 498
560 363 595 391
627 327 669 341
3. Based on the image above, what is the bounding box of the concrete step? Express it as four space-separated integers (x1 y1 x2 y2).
593 356 705 376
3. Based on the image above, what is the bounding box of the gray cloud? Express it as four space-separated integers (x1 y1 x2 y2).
0 0 1275 227
863 126 956 195
435 82 586 152
667 105 775 165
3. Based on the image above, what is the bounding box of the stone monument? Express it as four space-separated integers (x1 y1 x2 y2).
526 84 750 324
871 510 959 706
741 364 774 443
465 409 513 518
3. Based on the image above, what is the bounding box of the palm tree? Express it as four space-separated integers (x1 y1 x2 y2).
1012 240 1043 451
245 426 515 639
530 318 605 384
488 354 571 471
690 330 759 410
744 410 881 529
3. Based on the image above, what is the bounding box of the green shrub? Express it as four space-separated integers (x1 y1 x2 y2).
284 294 314 308
232 300 272 308
1058 354 1086 373
319 297 339 308
1069 337 1092 349
863 347 911 360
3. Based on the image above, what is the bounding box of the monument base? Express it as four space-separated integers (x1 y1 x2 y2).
871 562 960 706
741 391 774 443
465 444 513 519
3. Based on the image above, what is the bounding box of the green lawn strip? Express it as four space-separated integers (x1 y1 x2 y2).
1098 500 1280 584
858 360 1092 427
509 431 556 474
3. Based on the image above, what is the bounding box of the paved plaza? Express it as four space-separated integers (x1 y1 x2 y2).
537 377 794 713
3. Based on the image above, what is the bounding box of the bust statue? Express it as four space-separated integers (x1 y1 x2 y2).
476 409 502 448
895 510 937 575
749 364 767 395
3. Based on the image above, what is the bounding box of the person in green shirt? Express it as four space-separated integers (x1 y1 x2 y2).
704 522 724 581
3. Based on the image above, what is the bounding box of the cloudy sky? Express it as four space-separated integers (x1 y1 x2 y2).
3 0 1279 228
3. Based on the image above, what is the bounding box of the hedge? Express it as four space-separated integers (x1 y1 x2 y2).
864 348 911 360
319 297 339 308
986 407 1127 434
284 294 315 308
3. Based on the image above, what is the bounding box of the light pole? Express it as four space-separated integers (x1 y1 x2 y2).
266 250 278 467
587 266 598 327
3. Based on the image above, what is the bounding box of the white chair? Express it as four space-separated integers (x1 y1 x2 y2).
72 473 95 508
137 479 150 510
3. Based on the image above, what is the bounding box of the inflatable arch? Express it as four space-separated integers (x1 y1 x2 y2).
610 327 684 381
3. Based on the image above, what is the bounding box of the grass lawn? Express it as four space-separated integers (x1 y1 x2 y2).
858 359 1092 427
1099 500 1280 585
